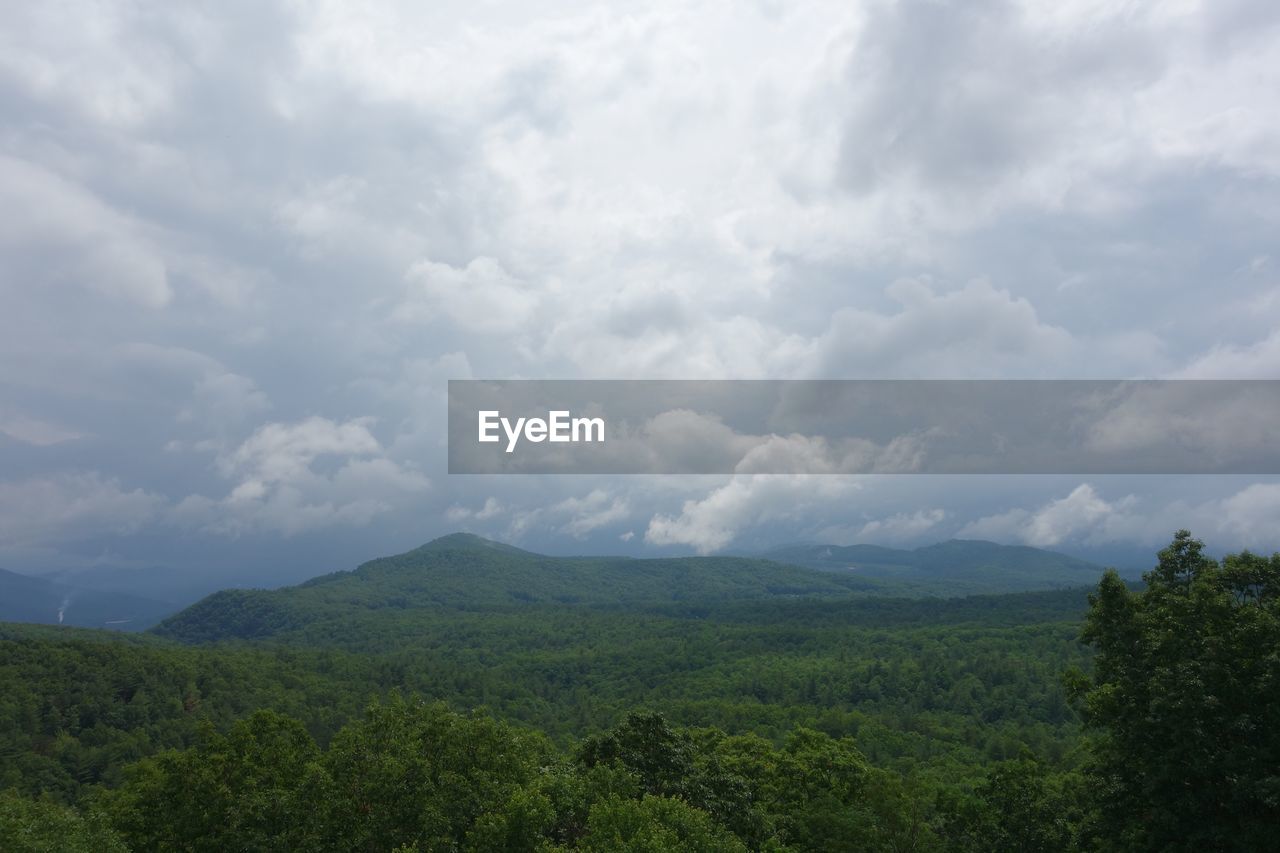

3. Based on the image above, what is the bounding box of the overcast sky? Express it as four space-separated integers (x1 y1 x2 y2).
3 0 1279 583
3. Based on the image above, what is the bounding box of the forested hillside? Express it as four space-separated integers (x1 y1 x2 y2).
2 532 1276 851
151 533 884 643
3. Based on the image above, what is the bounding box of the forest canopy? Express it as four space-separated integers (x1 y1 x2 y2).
1 532 1277 851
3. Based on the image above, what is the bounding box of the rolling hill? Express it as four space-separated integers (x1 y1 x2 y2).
151 533 884 643
760 538 1110 595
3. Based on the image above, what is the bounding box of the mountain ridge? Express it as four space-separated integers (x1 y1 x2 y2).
151 533 884 643
0 567 177 630
759 537 1113 595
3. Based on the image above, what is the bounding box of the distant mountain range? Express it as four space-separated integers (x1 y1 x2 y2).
0 534 1117 635
151 533 883 642
760 538 1114 595
0 567 177 630
148 533 1114 644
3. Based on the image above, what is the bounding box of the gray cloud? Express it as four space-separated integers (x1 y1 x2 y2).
2 0 1278 577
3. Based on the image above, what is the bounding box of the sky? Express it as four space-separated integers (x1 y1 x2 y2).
2 0 1279 586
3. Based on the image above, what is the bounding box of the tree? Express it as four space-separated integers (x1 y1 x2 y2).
937 756 1077 852
572 794 747 853
578 713 765 846
0 789 128 853
321 696 549 851
1073 531 1280 851
98 710 327 852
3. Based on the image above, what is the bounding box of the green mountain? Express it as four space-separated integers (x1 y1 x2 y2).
760 538 1109 595
0 567 176 630
151 533 883 643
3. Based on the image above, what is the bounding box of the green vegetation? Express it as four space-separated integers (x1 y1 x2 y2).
1 531 1275 850
1070 531 1280 851
152 533 883 644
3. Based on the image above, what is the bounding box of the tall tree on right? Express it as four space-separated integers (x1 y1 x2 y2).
1072 530 1280 851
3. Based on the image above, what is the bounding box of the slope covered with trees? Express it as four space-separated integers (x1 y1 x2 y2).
151 534 884 643
1 531 1276 851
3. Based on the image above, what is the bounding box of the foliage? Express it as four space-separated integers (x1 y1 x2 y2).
0 588 1089 802
152 534 882 644
1 531 1275 850
0 788 128 853
1072 530 1280 851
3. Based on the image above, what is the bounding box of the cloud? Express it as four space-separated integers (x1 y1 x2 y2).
834 0 1165 205
1083 382 1280 468
175 417 429 537
959 484 1136 547
645 475 861 554
0 472 163 548
1176 331 1280 378
0 412 85 446
447 496 503 523
0 155 170 308
508 489 631 540
806 278 1091 378
219 417 382 484
3 0 1280 571
1217 483 1280 546
396 257 541 335
0 2 189 126
177 371 271 428
858 508 947 544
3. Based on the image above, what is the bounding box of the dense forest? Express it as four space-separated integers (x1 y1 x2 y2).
1 531 1276 850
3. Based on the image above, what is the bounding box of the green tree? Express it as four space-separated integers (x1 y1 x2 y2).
1073 531 1280 851
938 757 1076 852
0 789 128 853
321 696 549 851
578 713 765 846
99 710 327 851
573 794 747 853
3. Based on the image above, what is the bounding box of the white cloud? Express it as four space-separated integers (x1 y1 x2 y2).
0 472 163 547
1176 331 1280 378
0 2 190 126
1214 483 1280 548
447 496 503 523
960 483 1135 547
803 277 1154 378
176 416 429 537
858 508 947 544
645 475 861 554
396 256 541 335
220 417 382 484
508 489 631 540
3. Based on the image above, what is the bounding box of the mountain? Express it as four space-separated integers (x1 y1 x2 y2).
48 562 311 609
152 533 884 643
760 538 1111 595
0 567 177 630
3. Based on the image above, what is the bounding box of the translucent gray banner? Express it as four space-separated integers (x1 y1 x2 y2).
447 380 1280 474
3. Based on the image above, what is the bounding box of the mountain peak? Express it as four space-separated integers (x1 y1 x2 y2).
415 532 537 556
